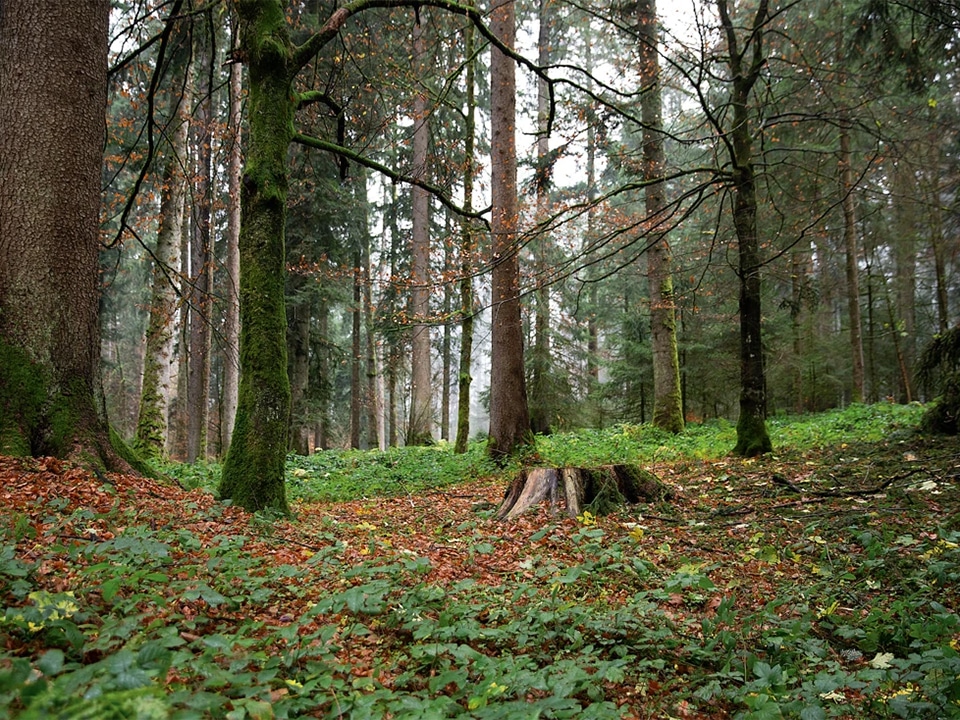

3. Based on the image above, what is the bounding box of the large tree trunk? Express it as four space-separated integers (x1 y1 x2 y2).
498 465 672 520
0 0 123 468
638 0 683 434
488 0 532 460
408 14 434 445
218 0 293 514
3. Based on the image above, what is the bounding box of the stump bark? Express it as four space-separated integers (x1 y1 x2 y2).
496 464 672 520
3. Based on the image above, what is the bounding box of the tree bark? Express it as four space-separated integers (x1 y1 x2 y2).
488 0 532 460
529 0 553 436
497 464 672 520
136 50 191 460
638 0 683 434
839 122 865 403
222 55 243 455
716 0 773 456
454 5 477 454
218 0 294 514
186 24 215 462
0 0 123 468
408 14 434 445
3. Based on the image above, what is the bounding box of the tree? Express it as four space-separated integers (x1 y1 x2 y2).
716 0 773 456
0 1 122 467
636 0 683 434
135 16 192 460
454 4 477 454
408 13 434 445
488 0 532 460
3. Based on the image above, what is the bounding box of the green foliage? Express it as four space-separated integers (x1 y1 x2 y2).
3 404 956 718
286 441 498 503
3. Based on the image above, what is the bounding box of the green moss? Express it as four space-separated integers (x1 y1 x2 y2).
733 409 773 457
0 341 47 455
110 426 162 479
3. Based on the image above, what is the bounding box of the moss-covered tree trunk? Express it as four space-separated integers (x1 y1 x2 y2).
717 0 773 457
0 0 127 469
218 0 295 513
136 61 191 460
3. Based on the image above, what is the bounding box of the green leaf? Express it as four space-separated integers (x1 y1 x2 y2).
36 649 64 676
102 576 123 602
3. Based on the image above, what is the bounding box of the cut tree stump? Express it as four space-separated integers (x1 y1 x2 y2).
496 464 673 520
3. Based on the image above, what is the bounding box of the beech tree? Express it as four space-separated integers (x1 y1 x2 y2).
0 0 137 470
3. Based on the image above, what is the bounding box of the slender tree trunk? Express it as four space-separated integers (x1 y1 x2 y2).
441 217 453 441
716 0 772 456
529 0 553 435
351 248 363 448
222 55 243 454
454 5 477 454
0 0 118 466
288 273 311 455
488 0 532 460
408 15 434 445
186 24 214 462
136 66 190 459
317 298 331 450
839 122 865 403
638 0 683 434
893 157 916 402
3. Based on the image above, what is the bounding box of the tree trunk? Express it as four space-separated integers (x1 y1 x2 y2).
136 54 190 460
408 14 434 445
288 273 312 455
351 248 363 449
893 157 916 402
716 0 773 456
497 465 672 520
638 0 683 434
529 0 553 436
222 55 243 455
839 122 865 403
0 0 123 468
218 0 294 514
454 5 477 454
488 0 532 460
186 30 214 462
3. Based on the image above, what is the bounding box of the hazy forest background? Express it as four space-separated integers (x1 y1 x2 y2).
97 0 960 470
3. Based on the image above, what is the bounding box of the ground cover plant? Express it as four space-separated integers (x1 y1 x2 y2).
1 403 958 718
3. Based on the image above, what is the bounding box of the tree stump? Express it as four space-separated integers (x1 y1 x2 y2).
496 464 673 520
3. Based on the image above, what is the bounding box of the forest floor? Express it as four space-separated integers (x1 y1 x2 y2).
1 417 959 718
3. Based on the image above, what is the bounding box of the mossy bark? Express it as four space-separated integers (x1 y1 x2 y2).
0 1 132 472
717 0 772 458
218 0 294 514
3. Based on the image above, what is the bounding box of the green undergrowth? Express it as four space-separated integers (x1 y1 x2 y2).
4 402 956 718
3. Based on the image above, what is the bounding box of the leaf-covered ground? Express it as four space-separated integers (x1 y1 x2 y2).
2 411 959 718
